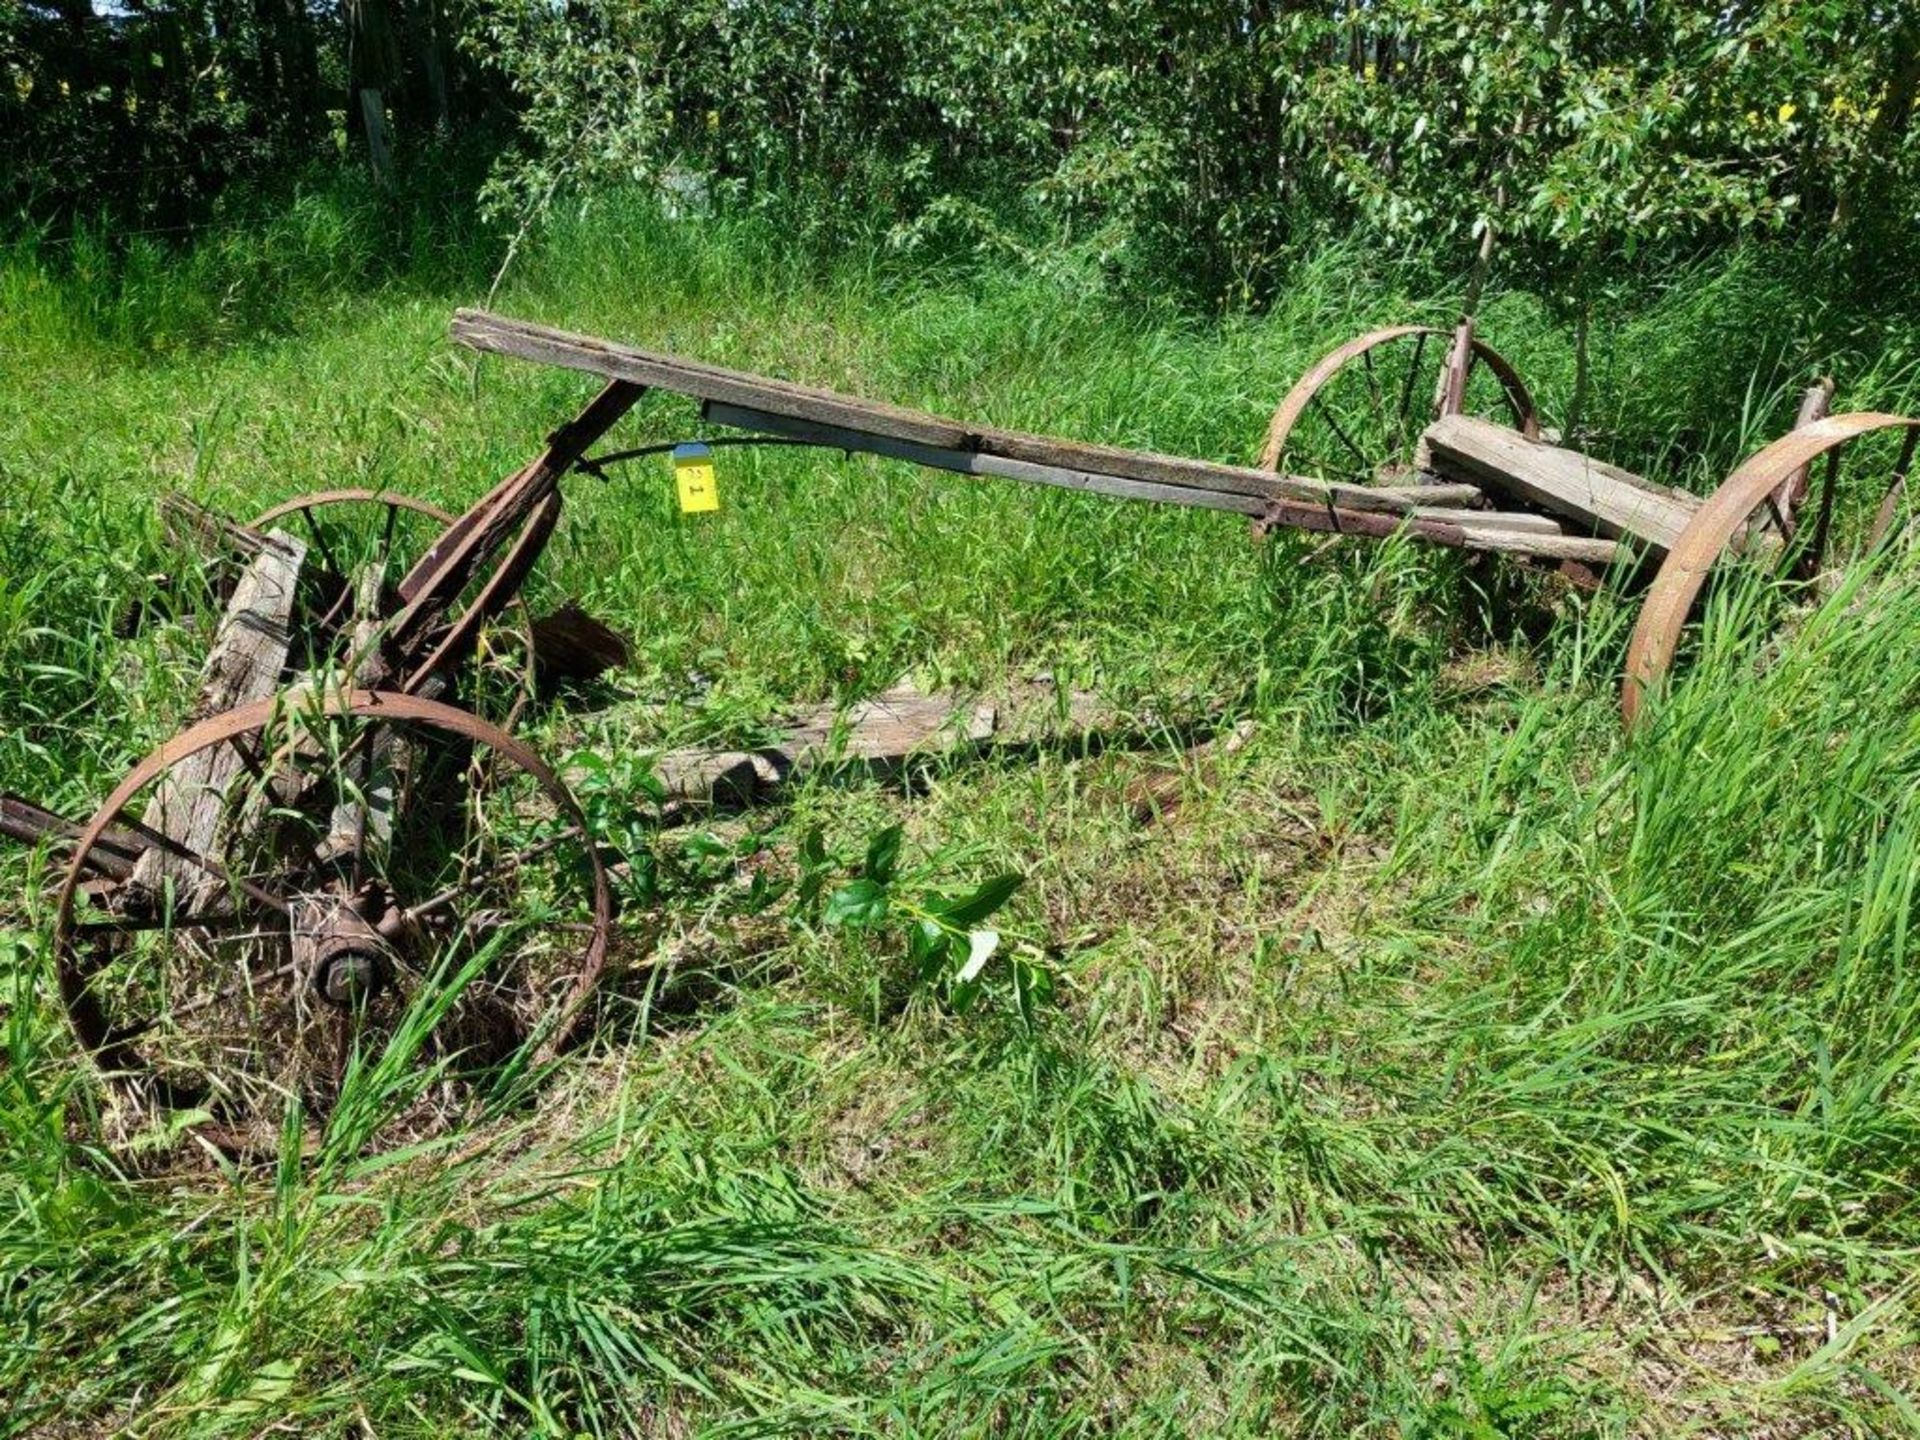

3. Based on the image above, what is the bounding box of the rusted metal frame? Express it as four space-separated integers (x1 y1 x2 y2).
396 379 643 614
374 380 643 689
400 493 561 695
1622 413 1920 727
577 435 826 477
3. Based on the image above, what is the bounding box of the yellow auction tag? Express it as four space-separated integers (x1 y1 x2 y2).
673 442 720 513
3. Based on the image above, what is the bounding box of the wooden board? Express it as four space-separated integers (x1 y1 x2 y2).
1256 498 1622 565
131 529 306 900
452 310 973 450
452 310 1656 564
453 310 1494 516
1423 414 1700 552
702 401 1487 519
645 681 1113 812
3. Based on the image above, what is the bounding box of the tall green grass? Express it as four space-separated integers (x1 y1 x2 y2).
5 191 1920 1434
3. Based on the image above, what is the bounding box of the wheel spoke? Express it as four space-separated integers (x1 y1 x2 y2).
297 505 345 580
1361 345 1385 437
103 957 303 1046
1803 449 1842 577
71 906 281 939
1394 331 1428 455
58 689 610 1150
228 734 272 790
1869 430 1920 551
1313 398 1375 481
114 813 290 916
402 825 585 926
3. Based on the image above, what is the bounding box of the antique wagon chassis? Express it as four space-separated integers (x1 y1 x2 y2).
5 306 1912 1144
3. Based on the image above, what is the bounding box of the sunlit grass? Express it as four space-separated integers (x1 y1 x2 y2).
4 193 1920 1435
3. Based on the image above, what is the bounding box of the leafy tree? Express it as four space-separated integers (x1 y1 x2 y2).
6 0 1917 310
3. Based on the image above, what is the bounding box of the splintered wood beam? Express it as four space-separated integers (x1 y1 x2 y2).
1257 498 1623 565
702 401 1500 523
130 530 306 901
451 309 1494 514
1423 414 1700 553
452 309 972 449
633 680 1117 814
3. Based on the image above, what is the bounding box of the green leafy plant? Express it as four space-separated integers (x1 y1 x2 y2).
807 822 1048 1021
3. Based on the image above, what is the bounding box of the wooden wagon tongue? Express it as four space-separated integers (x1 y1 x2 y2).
451 309 1700 567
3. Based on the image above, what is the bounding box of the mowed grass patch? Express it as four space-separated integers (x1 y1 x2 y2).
5 202 1920 1434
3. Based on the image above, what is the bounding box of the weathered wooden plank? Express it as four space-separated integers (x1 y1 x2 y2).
703 402 1500 523
454 311 1498 514
131 530 306 900
452 310 973 450
979 428 1480 511
648 685 996 810
1423 414 1699 551
1429 507 1567 536
1257 497 1623 564
644 681 1111 812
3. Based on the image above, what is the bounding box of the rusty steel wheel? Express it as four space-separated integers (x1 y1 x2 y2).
53 689 613 1147
250 490 537 726
1622 413 1920 726
1260 324 1539 484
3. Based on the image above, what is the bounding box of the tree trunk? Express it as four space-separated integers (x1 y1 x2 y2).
413 0 451 129
1837 21 1917 230
260 0 321 144
347 0 402 173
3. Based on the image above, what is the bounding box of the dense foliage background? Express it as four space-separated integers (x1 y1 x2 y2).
6 0 1919 307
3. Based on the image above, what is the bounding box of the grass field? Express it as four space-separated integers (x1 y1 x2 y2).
7 195 1920 1436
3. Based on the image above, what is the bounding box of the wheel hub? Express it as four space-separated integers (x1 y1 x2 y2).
296 889 396 1009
